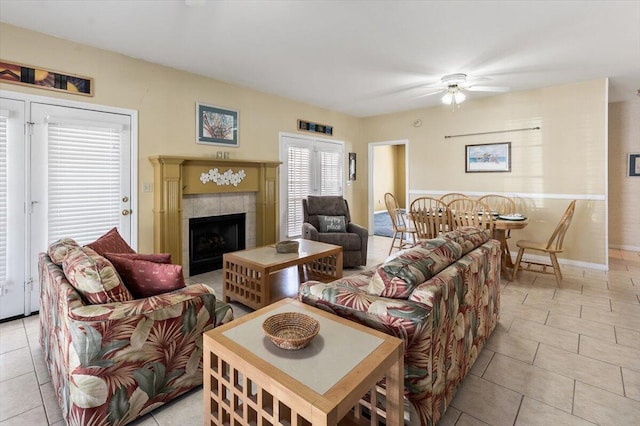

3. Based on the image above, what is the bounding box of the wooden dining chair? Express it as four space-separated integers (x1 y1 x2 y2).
447 199 495 233
479 194 517 252
512 200 577 287
439 192 469 205
384 192 418 255
478 194 515 215
409 197 448 240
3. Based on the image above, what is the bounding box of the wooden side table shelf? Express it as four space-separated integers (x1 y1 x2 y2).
223 239 343 310
203 298 404 425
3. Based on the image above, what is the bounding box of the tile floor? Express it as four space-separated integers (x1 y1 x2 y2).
0 237 639 425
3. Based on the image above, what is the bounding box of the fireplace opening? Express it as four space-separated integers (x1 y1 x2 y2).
189 213 246 276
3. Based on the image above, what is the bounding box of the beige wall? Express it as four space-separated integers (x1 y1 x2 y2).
1 23 613 266
372 144 406 211
609 99 640 250
361 79 609 266
0 23 363 253
372 145 396 211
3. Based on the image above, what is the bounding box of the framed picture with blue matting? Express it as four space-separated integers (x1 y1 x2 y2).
196 102 238 147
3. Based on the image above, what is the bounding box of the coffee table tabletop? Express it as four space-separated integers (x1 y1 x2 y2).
223 239 343 310
203 298 404 425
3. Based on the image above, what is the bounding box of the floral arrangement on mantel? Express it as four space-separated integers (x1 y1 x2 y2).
200 168 247 186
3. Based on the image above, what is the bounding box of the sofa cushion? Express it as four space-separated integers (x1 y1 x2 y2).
48 238 81 265
318 215 347 233
368 239 462 299
442 226 491 254
106 255 186 298
62 246 133 304
85 227 135 256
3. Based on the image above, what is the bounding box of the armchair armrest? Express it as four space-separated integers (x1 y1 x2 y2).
347 222 368 239
302 222 319 240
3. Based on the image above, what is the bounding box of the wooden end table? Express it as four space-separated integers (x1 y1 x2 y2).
223 239 343 310
203 298 404 425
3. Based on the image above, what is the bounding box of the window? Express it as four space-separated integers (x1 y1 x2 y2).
280 135 344 239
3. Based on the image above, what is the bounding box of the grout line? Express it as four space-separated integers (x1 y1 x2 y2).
512 394 525 426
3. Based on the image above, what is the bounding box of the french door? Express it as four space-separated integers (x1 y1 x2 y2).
0 98 27 318
0 92 136 320
279 134 344 240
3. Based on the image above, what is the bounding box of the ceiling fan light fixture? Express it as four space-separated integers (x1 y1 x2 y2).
441 91 453 105
454 91 466 104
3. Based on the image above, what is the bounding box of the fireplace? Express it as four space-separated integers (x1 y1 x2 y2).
189 213 246 275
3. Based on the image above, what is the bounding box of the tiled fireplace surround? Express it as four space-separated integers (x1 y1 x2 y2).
182 192 256 277
150 156 279 273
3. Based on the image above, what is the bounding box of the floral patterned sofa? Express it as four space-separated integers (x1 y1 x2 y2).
38 238 233 426
299 227 501 426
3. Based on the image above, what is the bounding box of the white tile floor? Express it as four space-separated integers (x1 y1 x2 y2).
1 237 639 425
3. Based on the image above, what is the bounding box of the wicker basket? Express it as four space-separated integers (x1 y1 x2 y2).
262 312 320 350
275 240 299 253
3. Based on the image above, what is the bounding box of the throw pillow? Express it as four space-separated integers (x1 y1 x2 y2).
62 246 133 304
104 252 172 264
318 215 347 233
368 239 462 299
85 227 135 256
106 256 186 298
48 238 80 265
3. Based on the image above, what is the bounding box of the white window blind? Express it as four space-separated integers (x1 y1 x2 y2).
286 145 312 237
47 122 122 245
0 114 8 286
320 150 342 195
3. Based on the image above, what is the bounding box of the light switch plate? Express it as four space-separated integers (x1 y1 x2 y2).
143 183 154 193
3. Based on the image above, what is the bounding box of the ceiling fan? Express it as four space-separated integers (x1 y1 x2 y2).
418 73 509 109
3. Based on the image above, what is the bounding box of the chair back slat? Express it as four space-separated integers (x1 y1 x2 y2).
478 194 515 215
447 199 495 233
384 193 407 231
439 192 469 205
546 200 576 251
410 197 448 239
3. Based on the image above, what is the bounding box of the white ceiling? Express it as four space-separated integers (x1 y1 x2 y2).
1 0 639 117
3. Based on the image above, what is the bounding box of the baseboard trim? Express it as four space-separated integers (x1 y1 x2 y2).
609 244 640 252
515 253 608 271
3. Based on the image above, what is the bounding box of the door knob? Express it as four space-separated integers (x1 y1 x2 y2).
122 196 129 202
122 209 130 216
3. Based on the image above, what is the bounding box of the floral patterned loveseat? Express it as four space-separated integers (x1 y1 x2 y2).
299 227 501 426
38 240 233 425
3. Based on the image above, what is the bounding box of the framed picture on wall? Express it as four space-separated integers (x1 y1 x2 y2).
196 102 239 147
348 152 356 181
465 142 511 173
629 153 640 177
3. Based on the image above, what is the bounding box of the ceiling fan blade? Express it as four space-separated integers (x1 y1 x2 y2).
415 89 444 99
467 85 509 93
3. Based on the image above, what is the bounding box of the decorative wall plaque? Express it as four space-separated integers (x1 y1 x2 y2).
297 119 333 136
0 60 93 96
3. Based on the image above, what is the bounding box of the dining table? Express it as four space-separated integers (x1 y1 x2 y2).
493 216 529 279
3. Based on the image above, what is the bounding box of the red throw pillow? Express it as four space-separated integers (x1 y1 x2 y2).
85 227 135 256
104 252 172 264
106 256 186 298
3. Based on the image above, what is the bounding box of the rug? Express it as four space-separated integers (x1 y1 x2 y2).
373 211 396 238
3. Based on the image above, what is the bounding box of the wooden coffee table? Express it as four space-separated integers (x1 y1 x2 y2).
223 239 343 310
203 298 404 425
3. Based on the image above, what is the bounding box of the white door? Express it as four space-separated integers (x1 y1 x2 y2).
279 134 344 240
0 98 27 319
29 103 132 311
